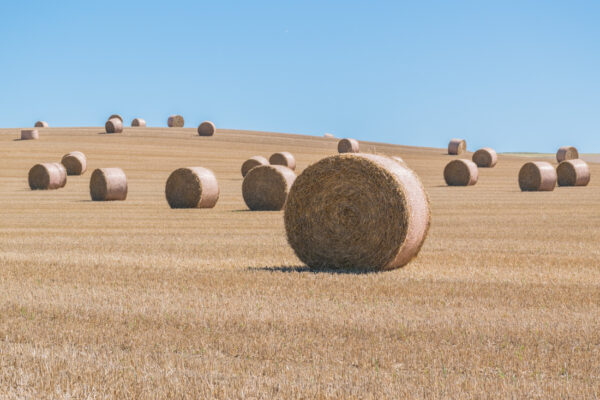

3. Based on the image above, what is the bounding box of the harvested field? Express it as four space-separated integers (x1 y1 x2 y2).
0 126 599 398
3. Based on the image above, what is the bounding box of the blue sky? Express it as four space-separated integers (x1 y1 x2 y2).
1 1 598 152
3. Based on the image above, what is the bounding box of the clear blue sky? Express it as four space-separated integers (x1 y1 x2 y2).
1 1 598 152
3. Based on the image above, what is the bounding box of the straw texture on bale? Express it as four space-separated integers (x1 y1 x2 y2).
338 138 360 153
448 138 466 155
391 156 406 166
556 146 579 163
61 151 87 175
28 163 67 190
105 118 123 134
241 156 269 177
165 167 220 209
131 118 146 127
444 159 478 186
197 121 216 136
242 165 296 211
284 153 431 272
472 147 498 168
323 133 334 138
557 159 591 187
90 168 127 201
518 162 556 191
167 115 184 128
20 130 39 140
109 114 123 122
269 152 296 170
34 121 48 128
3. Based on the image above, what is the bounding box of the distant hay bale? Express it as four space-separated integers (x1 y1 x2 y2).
323 133 334 138
284 153 431 271
241 156 269 177
89 168 127 201
105 118 123 134
167 115 184 128
34 121 48 128
165 167 220 208
269 152 296 170
28 163 67 190
444 159 478 186
557 159 590 187
20 129 39 140
131 118 146 127
61 151 87 175
472 147 498 168
556 146 579 162
448 138 466 155
197 121 216 136
109 114 123 122
338 138 359 153
518 161 556 191
242 165 296 210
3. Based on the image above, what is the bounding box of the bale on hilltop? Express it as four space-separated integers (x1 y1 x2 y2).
105 118 123 134
556 146 579 163
518 162 556 191
109 114 123 122
21 129 39 140
165 167 219 209
284 153 431 272
338 138 359 153
242 165 296 210
197 121 216 136
241 156 269 177
61 151 87 175
444 159 478 186
34 121 48 128
557 159 590 187
90 168 127 201
269 152 296 170
28 163 67 190
167 115 184 128
472 148 497 168
448 138 466 155
131 118 146 127
324 133 334 138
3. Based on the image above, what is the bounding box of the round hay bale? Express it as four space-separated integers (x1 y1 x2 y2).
323 133 334 138
448 138 466 155
242 165 296 211
443 159 478 186
34 121 48 128
518 161 556 191
165 167 219 209
105 118 123 134
338 138 359 153
167 115 184 128
89 168 127 201
284 153 431 271
472 147 498 168
556 146 579 162
109 114 123 122
131 118 146 127
557 159 590 187
269 152 296 170
61 151 87 175
241 156 269 177
28 163 67 190
197 121 216 136
20 129 39 140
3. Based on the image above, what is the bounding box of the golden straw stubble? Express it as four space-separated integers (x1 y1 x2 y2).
241 156 269 177
197 121 216 136
518 161 556 191
61 151 87 175
165 167 220 209
556 146 579 163
444 159 478 186
269 152 296 170
284 154 431 271
105 118 123 134
28 163 67 190
89 168 128 201
472 147 497 168
338 138 359 153
557 159 591 187
448 138 466 155
242 165 296 211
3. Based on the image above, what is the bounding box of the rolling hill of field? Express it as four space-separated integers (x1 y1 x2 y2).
1 126 599 398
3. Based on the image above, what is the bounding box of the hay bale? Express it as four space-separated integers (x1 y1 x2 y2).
323 133 334 138
89 168 127 201
197 121 216 136
20 129 39 140
242 165 296 210
241 156 269 177
557 159 590 187
167 115 184 128
165 167 219 208
131 118 146 127
448 138 466 155
556 146 579 162
269 152 296 170
338 138 359 153
34 121 48 128
61 151 87 175
518 161 556 191
109 114 123 122
28 163 67 190
284 153 431 271
105 118 123 134
444 159 478 186
472 147 497 167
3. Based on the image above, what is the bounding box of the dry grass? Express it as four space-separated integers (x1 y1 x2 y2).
0 126 599 399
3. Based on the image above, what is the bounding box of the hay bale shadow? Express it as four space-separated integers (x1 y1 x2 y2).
249 265 377 275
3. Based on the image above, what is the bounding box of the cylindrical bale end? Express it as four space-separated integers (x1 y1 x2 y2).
21 130 39 140
167 115 184 127
131 118 146 127
472 147 497 167
269 152 296 170
34 121 48 128
241 156 270 177
28 163 67 190
165 167 220 209
443 159 479 186
61 151 87 175
338 138 360 153
242 165 296 211
518 161 557 191
197 121 216 136
105 118 123 134
556 146 579 163
89 168 127 201
448 138 466 155
557 159 590 187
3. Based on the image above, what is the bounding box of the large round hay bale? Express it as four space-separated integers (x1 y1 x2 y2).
28 163 67 190
131 118 146 127
165 167 219 209
167 115 184 128
61 151 87 176
109 114 123 122
241 156 269 177
556 146 579 162
518 161 556 191
90 168 127 201
472 147 497 168
34 121 48 128
323 133 334 138
105 118 123 134
557 159 590 187
448 138 466 155
338 138 359 153
197 121 216 136
269 152 296 170
443 159 478 186
20 129 39 140
284 153 431 271
242 165 296 210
